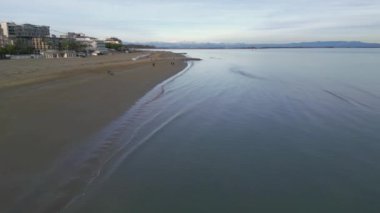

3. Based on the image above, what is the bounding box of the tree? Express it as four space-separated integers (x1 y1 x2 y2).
0 44 16 55
0 47 6 56
106 43 123 51
59 39 86 52
0 42 35 55
13 39 35 54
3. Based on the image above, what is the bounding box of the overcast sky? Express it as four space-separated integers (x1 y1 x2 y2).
1 0 380 43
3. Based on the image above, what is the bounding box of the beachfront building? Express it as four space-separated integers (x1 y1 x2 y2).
74 36 94 49
32 37 51 51
0 22 50 38
0 27 5 47
91 40 108 55
105 37 122 45
0 22 50 52
64 33 108 55
60 32 86 39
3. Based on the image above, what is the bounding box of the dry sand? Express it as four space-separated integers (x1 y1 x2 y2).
0 51 190 212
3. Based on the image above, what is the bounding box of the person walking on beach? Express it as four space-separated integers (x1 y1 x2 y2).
107 70 114 76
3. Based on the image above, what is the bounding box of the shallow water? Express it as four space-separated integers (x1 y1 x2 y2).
69 49 380 212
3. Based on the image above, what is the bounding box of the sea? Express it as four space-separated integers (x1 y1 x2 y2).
66 49 380 212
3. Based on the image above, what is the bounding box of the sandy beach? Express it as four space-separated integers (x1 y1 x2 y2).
0 51 189 212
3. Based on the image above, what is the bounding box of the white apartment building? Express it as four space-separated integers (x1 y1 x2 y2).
92 40 108 54
60 32 86 39
105 37 122 45
0 27 5 47
74 35 108 54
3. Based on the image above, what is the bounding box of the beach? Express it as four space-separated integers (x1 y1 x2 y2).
0 51 188 212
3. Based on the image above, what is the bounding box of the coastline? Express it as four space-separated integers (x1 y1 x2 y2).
0 51 190 212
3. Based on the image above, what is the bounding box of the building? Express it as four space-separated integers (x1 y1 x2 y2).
0 22 50 51
92 39 108 54
0 26 10 48
0 27 5 47
64 33 108 54
60 32 86 39
0 22 49 38
1 22 113 57
73 35 96 48
32 37 51 51
105 37 122 45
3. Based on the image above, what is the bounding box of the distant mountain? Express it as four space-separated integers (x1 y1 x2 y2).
124 44 155 49
126 42 253 49
254 41 380 48
125 41 380 49
124 42 253 49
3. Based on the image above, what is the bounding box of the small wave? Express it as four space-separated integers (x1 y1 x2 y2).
323 89 372 109
230 69 266 80
323 89 351 103
101 108 189 180
344 84 380 100
132 54 151 61
85 62 194 180
145 61 194 105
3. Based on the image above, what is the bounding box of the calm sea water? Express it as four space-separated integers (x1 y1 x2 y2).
69 49 380 212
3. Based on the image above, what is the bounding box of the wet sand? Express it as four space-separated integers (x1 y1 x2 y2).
0 51 188 212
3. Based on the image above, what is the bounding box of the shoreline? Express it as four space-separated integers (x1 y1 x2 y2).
0 51 192 212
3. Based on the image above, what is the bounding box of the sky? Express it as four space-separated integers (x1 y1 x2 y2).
1 0 380 43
